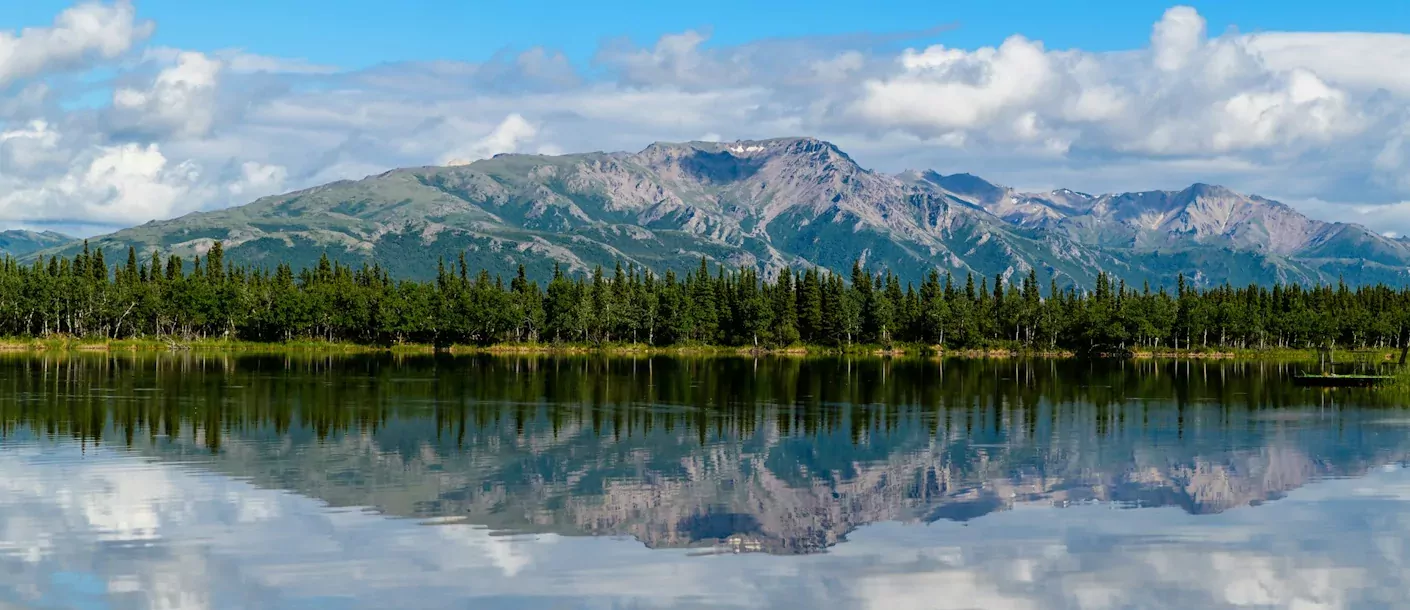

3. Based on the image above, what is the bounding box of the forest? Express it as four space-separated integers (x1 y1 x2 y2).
2 241 1409 354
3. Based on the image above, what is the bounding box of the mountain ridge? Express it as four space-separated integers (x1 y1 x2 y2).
0 230 73 258
26 137 1410 288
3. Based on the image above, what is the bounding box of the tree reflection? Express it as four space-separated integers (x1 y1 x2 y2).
0 354 1405 554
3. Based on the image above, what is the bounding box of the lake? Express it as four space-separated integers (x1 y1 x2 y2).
0 354 1407 609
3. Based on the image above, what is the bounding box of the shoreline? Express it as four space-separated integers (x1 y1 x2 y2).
0 338 1401 362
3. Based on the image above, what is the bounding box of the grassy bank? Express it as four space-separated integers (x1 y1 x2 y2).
1383 367 1410 392
0 338 862 356
1130 346 1404 362
0 337 389 354
1 337 1404 364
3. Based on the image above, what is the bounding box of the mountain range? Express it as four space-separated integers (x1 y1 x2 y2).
29 137 1410 288
0 230 72 258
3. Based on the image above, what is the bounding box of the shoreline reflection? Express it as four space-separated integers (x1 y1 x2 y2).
0 355 1403 556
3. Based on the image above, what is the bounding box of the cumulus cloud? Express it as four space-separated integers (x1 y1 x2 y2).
858 36 1060 138
439 114 540 166
0 141 197 224
854 6 1366 158
6 2 1410 235
112 51 223 139
1247 32 1410 96
227 161 287 198
0 118 286 226
0 0 152 86
1151 5 1207 72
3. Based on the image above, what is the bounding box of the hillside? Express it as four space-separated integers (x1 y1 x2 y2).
30 138 1410 287
0 230 72 257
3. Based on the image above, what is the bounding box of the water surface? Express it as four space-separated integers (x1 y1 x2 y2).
1 355 1407 609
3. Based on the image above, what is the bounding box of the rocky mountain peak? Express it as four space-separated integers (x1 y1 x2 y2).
1176 183 1243 204
1163 183 1281 239
916 171 1006 205
625 137 866 199
631 137 854 170
1051 188 1093 199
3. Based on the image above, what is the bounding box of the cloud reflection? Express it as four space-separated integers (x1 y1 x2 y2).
0 439 1407 609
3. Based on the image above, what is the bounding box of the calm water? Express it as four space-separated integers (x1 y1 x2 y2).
1 355 1408 609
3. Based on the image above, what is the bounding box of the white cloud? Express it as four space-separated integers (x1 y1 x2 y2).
0 120 65 172
1248 32 1410 96
0 119 285 226
1210 69 1358 151
54 143 194 223
854 5 1367 158
0 0 152 85
112 51 223 139
439 113 541 166
227 161 287 198
859 36 1059 139
1151 5 1207 72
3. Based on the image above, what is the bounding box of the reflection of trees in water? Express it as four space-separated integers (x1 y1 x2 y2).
0 354 1405 554
0 354 1344 444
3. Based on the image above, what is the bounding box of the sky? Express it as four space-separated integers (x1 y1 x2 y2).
4 0 1410 237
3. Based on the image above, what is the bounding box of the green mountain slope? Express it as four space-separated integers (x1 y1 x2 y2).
0 230 72 257
29 138 1410 288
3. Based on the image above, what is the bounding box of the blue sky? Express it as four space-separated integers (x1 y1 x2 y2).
5 0 1408 70
5 1 1410 236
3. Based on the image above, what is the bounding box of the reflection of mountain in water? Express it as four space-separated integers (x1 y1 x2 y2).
2 354 1407 555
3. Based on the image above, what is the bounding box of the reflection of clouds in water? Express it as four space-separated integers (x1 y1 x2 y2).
399 520 537 578
0 440 1408 609
837 487 1406 610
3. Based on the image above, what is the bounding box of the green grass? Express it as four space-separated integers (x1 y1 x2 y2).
0 337 1403 367
1127 346 1403 363
1383 367 1410 392
0 337 391 354
0 338 933 357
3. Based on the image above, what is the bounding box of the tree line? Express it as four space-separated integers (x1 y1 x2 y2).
2 241 1409 353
